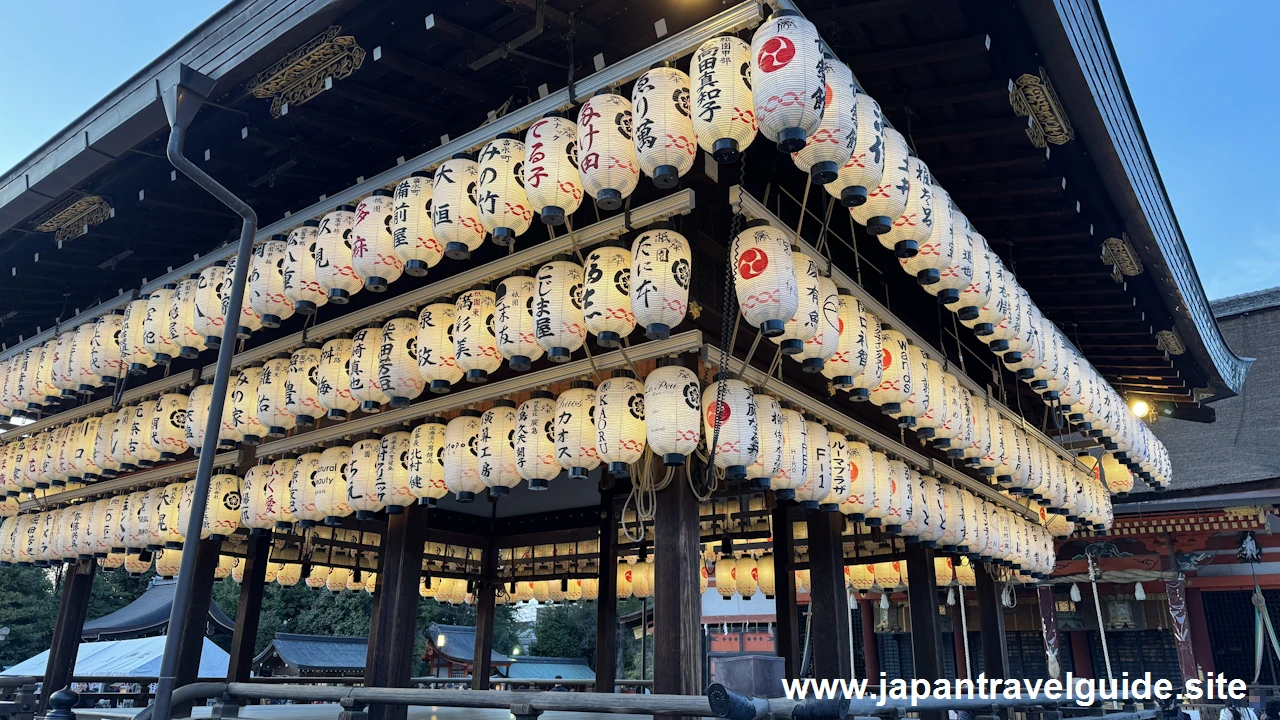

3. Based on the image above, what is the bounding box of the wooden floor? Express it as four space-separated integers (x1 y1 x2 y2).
74 704 658 720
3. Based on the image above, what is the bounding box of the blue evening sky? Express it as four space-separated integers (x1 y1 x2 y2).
0 1 1275 300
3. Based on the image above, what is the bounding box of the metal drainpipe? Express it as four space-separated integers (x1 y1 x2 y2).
152 64 259 720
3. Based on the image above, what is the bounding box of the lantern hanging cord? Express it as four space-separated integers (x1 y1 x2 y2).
706 157 748 496
1088 555 1115 682
959 582 972 681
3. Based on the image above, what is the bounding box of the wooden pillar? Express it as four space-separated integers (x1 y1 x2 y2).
805 510 851 679
1036 585 1062 680
1165 577 1199 686
594 489 618 693
1186 586 1215 675
952 617 968 680
1070 630 1094 678
367 504 429 720
471 534 498 690
39 559 97 714
905 544 942 683
652 463 703 708
860 600 880 680
975 562 1008 678
226 533 271 683
771 502 800 677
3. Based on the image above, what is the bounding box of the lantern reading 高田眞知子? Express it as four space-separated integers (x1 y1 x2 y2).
691 35 757 163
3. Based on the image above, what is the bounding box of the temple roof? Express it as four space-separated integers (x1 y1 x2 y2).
425 623 511 666
252 633 369 673
81 578 235 641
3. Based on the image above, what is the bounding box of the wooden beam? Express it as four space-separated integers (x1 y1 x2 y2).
950 177 1067 199
846 35 990 72
367 505 429 720
425 13 500 52
279 104 405 149
173 538 222 717
771 501 800 677
594 490 618 693
975 563 1008 677
324 77 442 125
40 559 96 714
373 47 501 104
805 510 851 679
227 533 271 683
911 116 1032 145
928 149 1050 175
886 79 1014 110
653 462 704 713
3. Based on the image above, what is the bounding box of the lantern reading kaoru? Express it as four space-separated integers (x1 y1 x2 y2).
691 35 757 163
595 370 646 478
630 224 690 340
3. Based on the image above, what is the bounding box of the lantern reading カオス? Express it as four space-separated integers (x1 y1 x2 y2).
796 277 839 373
556 381 600 479
515 392 558 489
772 408 808 500
417 302 463 393
632 67 696 188
630 223 691 340
881 157 932 259
314 205 361 304
577 93 639 209
747 391 783 490
691 35 757 163
379 313 424 407
249 235 295 327
286 345 323 426
645 360 701 466
478 401 519 495
349 325 390 414
534 256 586 363
256 357 295 438
477 137 532 246
702 374 757 480
850 127 910 236
377 431 414 511
751 9 826 153
595 370 646 478
352 189 401 291
317 336 359 420
732 221 797 337
582 242 634 348
791 55 856 184
826 92 884 208
433 154 486 260
454 287 500 384
444 410 484 502
391 172 442 273
524 115 582 226
495 272 543 371
283 220 327 314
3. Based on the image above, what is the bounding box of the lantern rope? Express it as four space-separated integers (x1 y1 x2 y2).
706 156 747 499
1088 555 1114 681
958 583 972 680
847 588 858 681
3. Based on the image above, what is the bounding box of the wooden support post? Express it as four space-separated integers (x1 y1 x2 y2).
472 531 498 690
1070 630 1094 678
805 510 851 679
1165 577 1199 686
953 616 968 680
860 600 880 679
367 504 429 720
905 544 942 683
975 563 1008 678
40 559 97 714
226 533 271 683
172 538 222 717
771 501 800 677
652 463 703 711
594 490 618 693
1186 586 1215 675
1036 585 1062 680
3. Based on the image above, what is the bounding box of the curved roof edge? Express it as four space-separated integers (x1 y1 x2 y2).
1018 0 1252 399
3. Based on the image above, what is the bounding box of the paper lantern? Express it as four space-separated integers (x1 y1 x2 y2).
477 137 532 246
283 220 328 314
327 567 352 593
579 577 599 601
534 257 586 363
524 115 582 226
869 329 913 414
387 176 443 277
823 431 851 510
275 562 302 587
960 259 1011 341
564 579 583 602
773 247 820 355
746 392 784 490
205 473 243 540
792 55 856 184
408 419 449 505
35 340 60 405
315 445 354 523
902 185 954 287
495 272 544 371
771 408 808 500
691 35 757 162
731 221 797 338
348 325 390 414
841 564 873 593
0 355 23 415
702 375 757 480
556 381 600 479
581 242 635 348
192 262 230 348
155 482 185 549
821 292 866 388
377 313 425 406
305 565 330 588
630 224 691 340
347 438 385 520
632 67 696 188
315 205 361 304
825 92 884 207
143 285 180 365
232 366 269 445
881 157 933 259
796 277 840 373
577 93 639 208
154 549 181 579
285 346 323 426
50 328 78 398
148 392 189 460
417 302 463 393
644 360 701 466
378 430 415 511
632 559 653 599
120 298 154 376
850 127 910 236
444 410 484 501
289 452 325 527
793 418 831 509
472 402 518 495
595 371 646 478
165 276 205 360
751 10 825 152
266 458 298 529
889 344 930 429
453 287 501 384
714 556 737 599
249 236 295 327
223 253 263 339
352 189 402 291
127 402 161 469
84 313 125 390
515 392 558 489
253 357 294 439
432 154 486 260
186 382 240 453
240 464 274 534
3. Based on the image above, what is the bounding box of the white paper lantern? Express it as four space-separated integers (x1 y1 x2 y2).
128 402 161 469
143 285 179 365
314 204 361 304
794 418 831 509
454 287 501 384
524 115 583 226
792 55 855 184
577 93 639 208
889 344 930 429
582 242 634 348
377 430 415 511
826 92 885 208
149 392 190 460
868 329 913 415
232 366 269 445
155 482 185 549
266 458 297 529
477 137 533 246
926 208 975 306
285 345 324 426
632 67 696 188
194 262 230 347
534 257 586 363
433 154 486 260
822 292 869 389
850 127 910 236
315 445 353 523
732 221 798 337
222 254 262 339
495 272 544 371
691 35 757 163
795 276 839 373
556 381 600 479
444 410 484 501
630 224 691 340
205 473 243 540
959 257 1009 341
773 247 820 355
240 463 274 534
824 431 851 509
186 382 240 453
250 236 296 327
771 407 808 499
347 438 385 519
257 356 295 438
50 328 78 398
388 173 443 274
751 10 826 152
596 371 647 479
478 401 519 495
417 302 464 394
349 325 390 414
746 392 783 489
352 189 402 292
714 556 736 599
881 157 933 259
283 220 328 314
287 452 324 527
515 392 559 489
380 313 425 406
902 185 953 284
165 276 205 360
644 360 701 466
88 311 127 388
702 375 757 480
841 439 877 522
121 298 155 376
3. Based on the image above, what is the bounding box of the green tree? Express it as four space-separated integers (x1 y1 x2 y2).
529 602 597 662
0 566 59 669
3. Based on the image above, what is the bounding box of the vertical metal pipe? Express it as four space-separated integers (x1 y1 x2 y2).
152 66 259 720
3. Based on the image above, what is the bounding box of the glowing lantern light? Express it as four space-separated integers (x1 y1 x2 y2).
194 262 230 348
477 401 519 495
751 10 826 153
714 556 737 599
283 220 327 314
347 438 385 520
276 563 302 587
266 458 297 529
155 482 185 549
91 311 128 387
556 381 600 479
121 298 155 375
240 464 274 534
349 325 391 414
596 371 647 479
186 382 240 453
644 360 701 466
387 175 442 278
454 287 501 384
792 55 856 184
378 430 415 511
378 313 424 406
143 284 179 365
582 242 634 347
632 560 653 599
691 35 757 163
327 567 352 593
250 235 295 327
305 565 330 589
889 344 929 429
168 276 206 360
702 374 757 481
286 345 324 426
796 276 840 373
315 205 361 304
794 417 831 510
535 256 586 363
477 137 532 246
408 418 449 505
205 473 243 540
417 302 463 393
773 248 820 355
223 254 262 339
315 445 354 524
822 291 867 388
352 190 401 292
150 392 190 460
826 92 885 208
256 357 295 439
515 392 558 489
155 549 181 579
772 407 808 500
289 452 325 527
735 555 759 598
524 115 582 226
51 329 78 398
881 157 932 259
850 127 910 236
577 93 639 209
633 67 696 188
630 224 691 340
444 410 484 502
926 209 975 306
902 185 953 285
869 329 913 415
232 366 269 445
824 430 851 510
495 272 543 371
433 154 486 260
128 402 161 468
745 392 784 490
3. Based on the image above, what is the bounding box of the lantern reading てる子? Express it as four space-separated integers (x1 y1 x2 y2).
534 257 586 363
702 374 758 481
595 370 646 478
418 302 464 394
630 224 691 341
444 410 484 502
352 189 402 292
577 93 639 209
751 10 826 153
732 221 798 338
433 154 486 260
524 115 582 226
556 381 600 479
391 172 442 273
478 401 520 495
454 287 500 384
515 392 558 490
850 127 911 236
645 360 701 466
792 55 856 185
283 220 327 314
494 272 543 371
249 235 295 327
632 67 696 189
477 137 532 246
314 205 361 304
582 242 634 348
379 314 425 407
691 35 757 163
